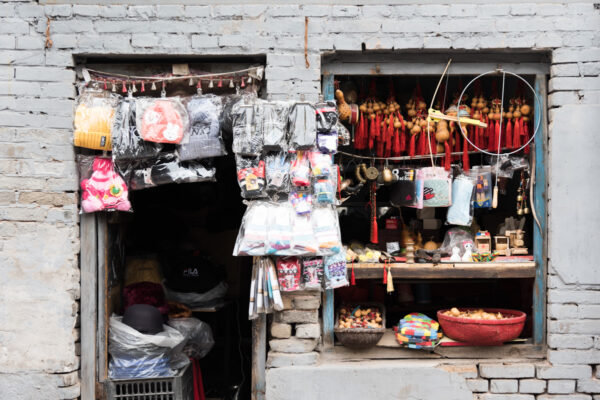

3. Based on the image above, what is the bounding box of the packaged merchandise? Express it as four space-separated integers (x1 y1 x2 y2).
74 88 119 151
313 175 336 204
265 152 290 193
233 202 270 256
290 190 312 215
447 174 476 226
313 206 342 255
421 166 452 208
167 318 214 360
136 97 188 144
129 154 216 190
111 98 162 162
261 100 291 150
302 258 324 290
266 202 293 254
317 131 338 154
315 100 338 132
236 155 266 199
290 151 311 187
439 227 475 257
291 213 318 255
308 151 334 177
324 251 349 289
78 155 132 213
276 257 302 292
288 102 317 150
471 166 493 209
178 94 226 160
232 97 262 155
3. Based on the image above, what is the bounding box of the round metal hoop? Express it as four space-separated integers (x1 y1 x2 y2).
457 70 542 156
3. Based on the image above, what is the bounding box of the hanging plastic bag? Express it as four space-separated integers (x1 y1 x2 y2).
108 315 187 379
79 155 132 213
302 258 324 291
315 100 339 132
447 174 475 226
178 94 226 161
421 166 452 208
390 168 419 207
112 98 162 162
236 155 266 199
276 257 302 292
291 213 318 255
290 190 312 215
74 88 119 151
314 174 337 204
232 97 262 155
290 151 311 187
308 151 333 177
129 153 216 190
313 206 342 255
266 202 293 255
324 250 349 289
167 318 214 360
288 102 317 150
261 100 291 150
336 120 351 147
233 201 269 256
439 227 475 257
471 166 493 209
136 97 189 144
317 131 338 154
265 152 290 193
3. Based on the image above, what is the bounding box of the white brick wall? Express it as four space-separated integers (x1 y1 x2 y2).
0 2 598 399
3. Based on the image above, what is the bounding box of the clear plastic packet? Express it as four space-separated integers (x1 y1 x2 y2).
261 100 291 150
439 226 474 257
129 154 216 190
324 250 349 289
232 96 262 155
136 97 189 144
291 213 318 255
233 201 269 256
315 100 339 132
302 258 324 290
336 121 351 147
313 206 342 255
308 151 333 177
266 202 294 255
112 98 163 162
447 174 476 226
317 131 338 154
288 102 317 150
265 152 290 193
167 317 214 359
78 155 132 213
276 257 302 292
236 154 266 199
421 166 452 208
471 166 493 209
314 174 337 204
290 151 311 187
178 94 226 161
290 190 312 215
74 88 119 151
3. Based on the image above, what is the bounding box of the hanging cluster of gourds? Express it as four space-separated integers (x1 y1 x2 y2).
354 82 406 158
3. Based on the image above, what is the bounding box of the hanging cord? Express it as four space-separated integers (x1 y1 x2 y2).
426 59 452 167
492 71 506 209
304 17 310 68
529 149 542 232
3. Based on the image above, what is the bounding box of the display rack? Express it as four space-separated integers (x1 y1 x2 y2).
352 261 536 279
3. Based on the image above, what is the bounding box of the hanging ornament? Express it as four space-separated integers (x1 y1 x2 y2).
386 264 394 293
140 81 145 93
218 77 223 88
151 81 157 91
131 81 137 93
208 79 214 88
161 81 166 97
382 261 387 284
189 77 194 86
247 76 252 84
241 77 246 88
229 78 235 88
196 81 202 94
103 80 107 90
111 80 116 92
121 81 127 93
350 263 356 286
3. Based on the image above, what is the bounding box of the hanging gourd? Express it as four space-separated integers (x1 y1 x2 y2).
436 119 452 170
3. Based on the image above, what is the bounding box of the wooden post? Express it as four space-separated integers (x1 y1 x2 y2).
80 213 97 400
322 289 335 351
96 213 108 386
251 314 266 400
322 73 335 101
533 76 548 345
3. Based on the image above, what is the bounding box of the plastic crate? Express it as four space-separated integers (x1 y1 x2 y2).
106 363 193 400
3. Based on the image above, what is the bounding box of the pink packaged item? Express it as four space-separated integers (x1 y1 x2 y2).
79 156 132 213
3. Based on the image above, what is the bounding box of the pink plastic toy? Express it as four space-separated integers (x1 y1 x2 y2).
81 157 131 213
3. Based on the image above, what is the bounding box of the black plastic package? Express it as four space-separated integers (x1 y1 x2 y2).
288 102 317 150
315 101 338 132
129 153 216 190
111 98 162 162
235 154 266 199
178 95 226 161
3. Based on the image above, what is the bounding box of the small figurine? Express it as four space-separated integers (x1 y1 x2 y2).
449 247 461 262
462 242 473 262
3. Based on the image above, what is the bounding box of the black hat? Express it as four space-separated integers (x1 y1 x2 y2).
123 304 164 335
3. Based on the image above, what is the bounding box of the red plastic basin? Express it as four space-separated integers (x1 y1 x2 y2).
437 308 526 346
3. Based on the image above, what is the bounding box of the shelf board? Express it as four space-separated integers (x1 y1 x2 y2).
352 261 536 279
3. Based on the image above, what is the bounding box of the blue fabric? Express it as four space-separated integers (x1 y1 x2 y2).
109 355 173 379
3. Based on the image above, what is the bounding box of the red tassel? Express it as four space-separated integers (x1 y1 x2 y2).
368 118 375 150
444 141 451 170
374 114 381 139
140 81 145 93
351 264 356 286
506 121 513 149
371 217 378 244
400 127 406 153
393 128 400 155
513 118 522 149
494 120 501 152
462 136 470 171
418 129 426 155
409 134 416 158
523 122 530 154
382 263 387 284
122 81 127 93
488 121 495 151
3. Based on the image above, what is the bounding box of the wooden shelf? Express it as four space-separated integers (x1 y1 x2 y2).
352 261 536 279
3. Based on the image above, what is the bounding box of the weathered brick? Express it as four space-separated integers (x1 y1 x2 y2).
418 4 449 16
269 338 317 353
490 379 518 393
127 5 155 19
275 310 318 324
131 33 159 48
266 351 318 368
547 379 576 394
16 4 44 18
548 349 600 364
548 320 600 334
578 379 600 393
15 67 74 82
478 394 534 400
579 304 600 318
0 19 29 34
0 82 41 96
0 35 15 49
548 334 594 349
510 4 536 16
292 295 321 310
552 47 600 63
0 4 14 17
466 378 488 392
548 304 578 319
438 364 478 379
480 363 535 379
331 5 359 17
537 395 592 400
270 322 291 339
44 5 72 17
73 5 100 17
519 379 546 393
18 192 76 207
100 5 127 18
0 66 14 79
156 5 184 18
548 289 600 303
295 323 320 339
0 191 16 205
50 20 94 34
184 6 210 18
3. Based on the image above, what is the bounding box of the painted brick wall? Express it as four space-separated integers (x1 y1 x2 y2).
0 2 598 399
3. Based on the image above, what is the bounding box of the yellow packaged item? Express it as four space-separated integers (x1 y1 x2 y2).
73 89 119 151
